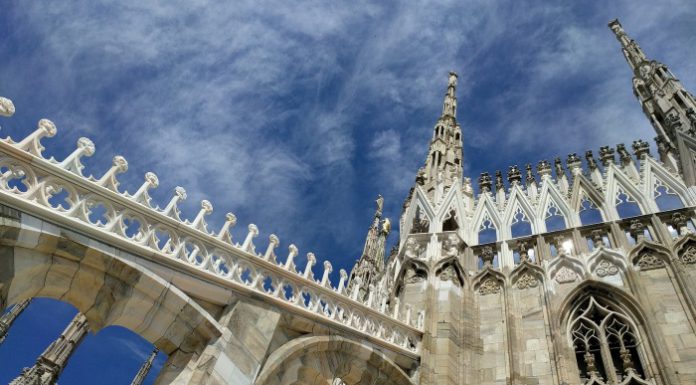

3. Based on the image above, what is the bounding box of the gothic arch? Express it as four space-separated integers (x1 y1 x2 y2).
570 175 605 213
393 259 429 298
0 226 222 358
537 180 577 229
604 165 650 219
547 253 587 286
472 193 502 244
436 186 466 233
586 248 629 283
434 257 466 288
510 261 544 290
502 186 537 238
401 187 436 237
628 241 674 270
642 156 693 208
672 234 696 265
472 267 506 296
558 282 662 385
254 335 414 385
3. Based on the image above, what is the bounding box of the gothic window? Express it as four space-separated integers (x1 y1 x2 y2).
615 188 642 219
510 206 533 238
569 295 650 385
545 200 567 232
579 196 603 225
455 132 460 141
653 180 683 211
478 213 497 244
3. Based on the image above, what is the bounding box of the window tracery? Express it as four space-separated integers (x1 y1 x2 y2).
569 296 650 384
579 195 603 225
545 199 567 231
653 179 683 211
615 188 642 219
510 206 533 238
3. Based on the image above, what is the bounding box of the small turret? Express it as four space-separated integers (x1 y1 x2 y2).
347 195 391 302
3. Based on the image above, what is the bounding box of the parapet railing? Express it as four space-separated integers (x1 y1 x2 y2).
0 98 422 357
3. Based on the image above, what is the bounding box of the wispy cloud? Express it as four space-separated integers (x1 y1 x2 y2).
0 0 695 282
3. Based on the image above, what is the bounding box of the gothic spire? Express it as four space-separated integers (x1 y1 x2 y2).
10 312 89 385
348 194 390 302
130 348 159 385
608 19 647 71
609 18 696 183
415 72 464 199
0 299 31 345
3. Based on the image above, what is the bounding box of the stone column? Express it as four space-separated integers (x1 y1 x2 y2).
130 348 159 385
10 312 89 385
0 298 30 344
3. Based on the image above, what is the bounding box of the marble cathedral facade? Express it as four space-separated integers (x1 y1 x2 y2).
2 18 696 385
348 19 696 385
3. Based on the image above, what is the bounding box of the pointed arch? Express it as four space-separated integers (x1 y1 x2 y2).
393 259 429 298
401 186 436 237
436 186 466 233
510 261 544 290
538 181 576 231
604 165 649 219
547 253 587 285
473 267 506 296
642 157 693 210
674 235 696 266
559 282 661 385
586 248 629 285
628 241 672 271
570 176 606 226
472 194 502 245
503 186 537 238
434 257 466 288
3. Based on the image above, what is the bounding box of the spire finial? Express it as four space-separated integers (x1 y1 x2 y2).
442 72 458 118
608 18 647 70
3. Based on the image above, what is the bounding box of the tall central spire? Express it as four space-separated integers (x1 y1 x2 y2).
415 72 464 200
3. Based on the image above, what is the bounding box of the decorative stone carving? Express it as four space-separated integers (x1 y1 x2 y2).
405 267 425 284
516 272 539 290
507 165 521 185
680 245 696 265
478 172 492 192
478 277 500 295
438 265 462 287
636 252 665 270
481 246 495 266
0 97 15 117
595 260 619 277
555 266 578 284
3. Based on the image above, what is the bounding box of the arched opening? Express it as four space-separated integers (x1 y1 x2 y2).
478 215 497 244
0 298 165 385
653 183 684 211
579 197 603 225
510 207 533 238
255 336 414 385
565 290 654 385
545 201 567 232
442 209 459 231
615 190 642 219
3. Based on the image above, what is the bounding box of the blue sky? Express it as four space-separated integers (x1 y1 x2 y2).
1 1 695 383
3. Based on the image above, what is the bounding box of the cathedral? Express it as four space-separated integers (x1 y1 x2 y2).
2 17 696 385
348 19 696 385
